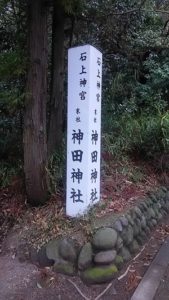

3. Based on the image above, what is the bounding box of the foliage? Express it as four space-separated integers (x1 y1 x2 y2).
103 112 164 158
161 111 169 152
1 0 169 196
46 143 66 194
0 160 22 188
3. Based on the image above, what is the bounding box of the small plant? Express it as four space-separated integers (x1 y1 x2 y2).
46 142 66 194
0 160 22 188
161 111 169 153
102 111 163 159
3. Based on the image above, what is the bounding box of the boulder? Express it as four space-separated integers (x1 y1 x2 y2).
140 215 147 229
94 250 117 265
164 191 169 202
119 216 128 227
115 236 123 250
46 239 60 261
133 219 141 237
126 214 134 226
92 228 118 250
38 246 55 267
147 208 156 219
78 242 93 270
129 239 139 254
53 260 75 276
59 238 78 263
113 219 123 232
81 265 118 284
121 225 133 245
136 235 145 245
151 219 157 226
114 255 124 269
134 207 142 219
120 247 131 262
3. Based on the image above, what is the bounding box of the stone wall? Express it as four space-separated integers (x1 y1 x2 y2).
34 187 169 284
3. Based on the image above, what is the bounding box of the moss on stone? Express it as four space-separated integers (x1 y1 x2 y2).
81 264 118 284
114 255 123 269
53 261 75 275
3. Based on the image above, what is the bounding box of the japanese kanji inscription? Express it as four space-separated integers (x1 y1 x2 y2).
66 45 102 217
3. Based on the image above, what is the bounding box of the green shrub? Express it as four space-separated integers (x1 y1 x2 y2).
0 160 22 188
102 111 163 158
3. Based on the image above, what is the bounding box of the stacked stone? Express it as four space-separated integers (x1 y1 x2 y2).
45 238 80 275
35 187 169 284
79 227 120 284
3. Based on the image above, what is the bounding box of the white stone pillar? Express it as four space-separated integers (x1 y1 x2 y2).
66 45 102 217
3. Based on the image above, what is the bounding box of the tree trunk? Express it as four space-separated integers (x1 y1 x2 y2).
48 3 65 156
23 0 48 205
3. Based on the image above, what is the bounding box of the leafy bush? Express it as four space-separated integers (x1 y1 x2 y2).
102 111 164 158
0 160 22 188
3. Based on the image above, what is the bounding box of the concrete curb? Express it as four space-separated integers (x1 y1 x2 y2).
131 236 169 300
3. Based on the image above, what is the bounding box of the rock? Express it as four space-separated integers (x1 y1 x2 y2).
147 208 156 219
53 260 75 276
133 223 139 237
38 246 55 267
165 202 169 212
145 199 150 207
119 216 128 227
94 250 117 265
149 194 158 203
59 238 78 263
142 201 148 210
140 230 147 241
161 209 167 216
114 255 124 269
78 242 93 271
157 188 166 199
133 219 141 237
160 200 165 208
121 225 133 245
144 226 151 234
165 191 169 202
130 209 137 220
92 228 118 250
120 247 131 262
134 207 142 219
140 215 147 229
158 213 163 220
126 214 134 226
151 219 157 226
81 265 118 284
147 220 154 229
153 208 159 217
161 186 167 193
136 236 145 245
149 199 154 206
129 239 139 254
138 203 145 213
115 236 123 250
46 239 60 261
113 219 123 232
157 203 162 210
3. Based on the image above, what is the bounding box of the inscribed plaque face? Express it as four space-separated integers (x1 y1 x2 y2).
66 45 102 217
